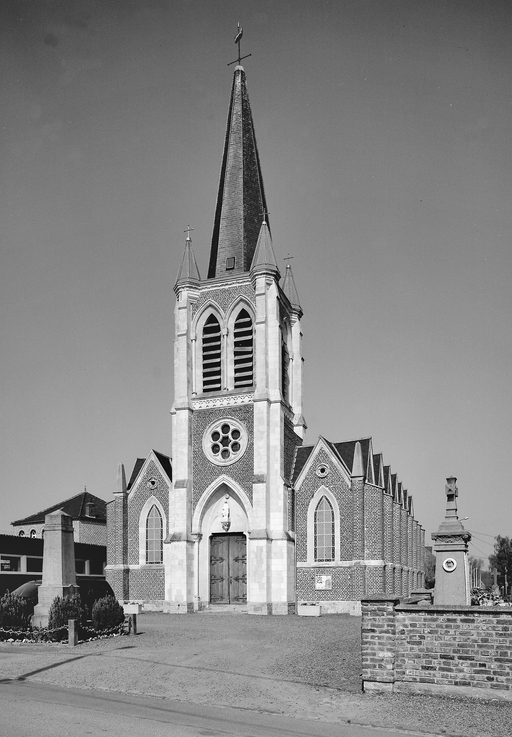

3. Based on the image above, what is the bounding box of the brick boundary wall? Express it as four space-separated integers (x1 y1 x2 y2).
361 594 512 701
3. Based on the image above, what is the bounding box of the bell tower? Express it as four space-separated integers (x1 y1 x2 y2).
168 64 305 614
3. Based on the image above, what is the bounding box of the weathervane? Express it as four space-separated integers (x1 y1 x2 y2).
284 254 294 264
184 225 194 241
228 23 252 66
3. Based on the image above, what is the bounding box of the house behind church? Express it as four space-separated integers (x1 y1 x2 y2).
11 491 106 545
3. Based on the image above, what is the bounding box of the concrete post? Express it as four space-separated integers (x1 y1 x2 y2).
68 618 77 646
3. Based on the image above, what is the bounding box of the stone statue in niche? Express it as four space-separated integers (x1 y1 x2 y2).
221 494 231 532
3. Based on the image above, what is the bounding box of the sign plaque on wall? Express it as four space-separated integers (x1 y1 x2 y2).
315 575 332 590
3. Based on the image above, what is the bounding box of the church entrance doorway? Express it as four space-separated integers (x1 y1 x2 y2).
209 533 247 604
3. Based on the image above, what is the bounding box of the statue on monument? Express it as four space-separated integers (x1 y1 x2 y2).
431 477 472 605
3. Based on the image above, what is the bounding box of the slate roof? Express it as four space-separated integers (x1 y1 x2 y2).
383 465 392 493
373 453 383 487
292 437 373 483
332 438 372 476
126 451 172 491
207 66 269 278
126 459 146 491
11 492 106 526
154 451 173 482
292 437 410 509
291 445 314 483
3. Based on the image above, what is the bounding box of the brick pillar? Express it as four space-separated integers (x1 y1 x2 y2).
361 594 399 693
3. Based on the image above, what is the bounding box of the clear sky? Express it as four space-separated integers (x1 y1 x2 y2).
2 1 511 564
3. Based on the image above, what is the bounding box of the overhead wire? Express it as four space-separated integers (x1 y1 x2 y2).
469 533 495 548
469 541 490 559
467 529 499 539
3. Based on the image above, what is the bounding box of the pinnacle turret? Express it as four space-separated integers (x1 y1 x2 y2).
251 220 279 275
281 264 302 313
175 235 201 286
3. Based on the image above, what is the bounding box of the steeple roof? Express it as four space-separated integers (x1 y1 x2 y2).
207 66 269 279
281 264 302 312
251 220 279 274
175 235 201 285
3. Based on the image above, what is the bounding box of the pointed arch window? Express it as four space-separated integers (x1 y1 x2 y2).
314 496 335 562
146 505 163 564
202 314 222 392
281 328 290 402
233 309 254 388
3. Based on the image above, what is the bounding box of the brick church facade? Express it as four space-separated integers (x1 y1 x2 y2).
105 64 425 614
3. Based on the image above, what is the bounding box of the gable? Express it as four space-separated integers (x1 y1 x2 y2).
294 437 352 489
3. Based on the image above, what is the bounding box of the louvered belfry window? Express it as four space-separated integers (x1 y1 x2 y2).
233 309 254 388
146 505 163 564
314 497 335 562
202 314 222 392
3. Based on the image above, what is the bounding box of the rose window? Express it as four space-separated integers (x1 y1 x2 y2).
203 419 247 465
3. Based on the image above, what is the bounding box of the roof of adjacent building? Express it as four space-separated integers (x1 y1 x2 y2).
207 66 269 279
11 492 107 526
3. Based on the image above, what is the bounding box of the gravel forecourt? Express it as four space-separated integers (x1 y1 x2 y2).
1 613 511 737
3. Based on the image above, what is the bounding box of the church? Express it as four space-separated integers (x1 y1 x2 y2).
105 63 425 615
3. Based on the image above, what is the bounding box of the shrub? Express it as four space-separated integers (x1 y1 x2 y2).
79 580 116 617
0 591 33 630
48 594 87 631
91 595 125 631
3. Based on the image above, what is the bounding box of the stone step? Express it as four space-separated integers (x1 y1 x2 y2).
198 604 248 614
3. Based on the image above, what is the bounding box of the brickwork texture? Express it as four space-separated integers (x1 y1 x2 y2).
192 404 254 508
362 596 512 699
295 446 423 604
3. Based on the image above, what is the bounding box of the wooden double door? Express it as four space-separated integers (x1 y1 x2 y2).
209 533 247 604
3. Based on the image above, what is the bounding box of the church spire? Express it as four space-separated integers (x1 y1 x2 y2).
207 66 269 279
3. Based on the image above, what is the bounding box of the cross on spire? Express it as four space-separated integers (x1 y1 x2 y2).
184 225 194 241
228 23 252 66
284 253 294 263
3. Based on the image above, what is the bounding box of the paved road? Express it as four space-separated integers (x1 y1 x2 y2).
0 680 436 737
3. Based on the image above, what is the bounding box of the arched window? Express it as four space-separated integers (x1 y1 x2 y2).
233 309 253 388
18 530 25 537
314 496 334 562
202 314 222 392
281 327 289 402
146 505 163 564
30 529 37 538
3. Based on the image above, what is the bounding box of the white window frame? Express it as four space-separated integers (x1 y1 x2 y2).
138 496 166 566
306 486 340 566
